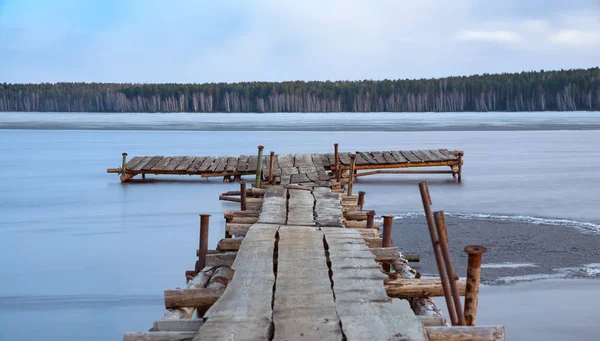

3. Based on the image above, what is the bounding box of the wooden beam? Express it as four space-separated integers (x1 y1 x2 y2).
339 160 458 171
355 169 454 177
385 278 466 299
152 319 203 332
223 210 260 218
426 326 505 341
370 247 398 262
417 316 446 327
205 252 237 267
225 223 252 236
345 220 380 229
364 237 382 248
216 238 242 252
123 332 195 341
164 288 224 309
229 216 258 224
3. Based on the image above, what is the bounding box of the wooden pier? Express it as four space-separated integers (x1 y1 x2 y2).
121 146 504 340
107 147 464 183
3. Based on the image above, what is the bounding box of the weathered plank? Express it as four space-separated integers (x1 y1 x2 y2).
258 186 288 224
286 189 315 226
225 157 237 172
217 238 243 251
371 151 387 164
358 151 378 164
210 156 228 173
426 326 505 341
247 155 258 172
164 288 224 309
382 151 396 164
131 156 153 171
400 151 422 163
175 156 195 171
338 152 352 166
353 152 368 165
124 156 143 169
237 155 249 172
390 151 409 163
163 157 184 171
439 149 458 160
290 173 310 184
319 153 331 167
412 150 433 162
142 156 165 171
124 331 195 341
197 156 215 172
151 157 172 171
152 319 203 332
205 252 237 267
188 157 206 172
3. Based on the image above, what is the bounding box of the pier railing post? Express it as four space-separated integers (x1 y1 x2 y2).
434 211 466 326
196 214 210 273
255 145 264 188
268 151 275 185
366 210 375 229
382 215 393 272
121 153 128 176
347 154 356 196
240 181 247 211
457 151 463 183
463 245 487 326
357 191 366 210
334 143 340 183
419 181 459 326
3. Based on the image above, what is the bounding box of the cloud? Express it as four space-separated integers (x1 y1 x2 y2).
550 30 600 46
456 30 522 44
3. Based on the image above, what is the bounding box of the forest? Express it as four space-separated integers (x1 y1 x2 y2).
1 68 598 113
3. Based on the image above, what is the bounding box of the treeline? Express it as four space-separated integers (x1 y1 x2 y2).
1 68 599 112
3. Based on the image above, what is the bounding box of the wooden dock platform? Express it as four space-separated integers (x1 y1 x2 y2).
107 147 464 183
123 167 504 340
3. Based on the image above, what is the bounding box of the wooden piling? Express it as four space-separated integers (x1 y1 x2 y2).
240 181 247 211
255 145 264 188
463 245 487 326
121 153 128 176
366 210 375 228
334 143 340 182
382 215 393 272
196 214 210 272
457 151 463 183
268 151 275 185
357 191 366 210
348 154 356 196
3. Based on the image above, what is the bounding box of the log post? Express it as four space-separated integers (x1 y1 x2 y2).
347 154 356 196
121 153 128 176
382 215 393 272
240 181 247 211
419 181 458 326
357 191 366 210
457 151 463 183
268 151 275 185
434 211 466 326
334 143 340 182
224 216 231 238
464 245 487 326
366 210 375 228
195 214 210 272
255 145 264 188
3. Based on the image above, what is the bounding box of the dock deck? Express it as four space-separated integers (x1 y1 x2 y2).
107 148 464 183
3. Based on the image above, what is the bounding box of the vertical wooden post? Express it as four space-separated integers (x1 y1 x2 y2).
268 151 275 185
347 154 356 196
357 191 366 210
225 216 232 238
457 152 463 183
121 153 128 176
366 210 375 228
464 245 487 326
240 181 247 211
196 214 210 273
334 143 340 183
255 145 264 188
382 215 393 272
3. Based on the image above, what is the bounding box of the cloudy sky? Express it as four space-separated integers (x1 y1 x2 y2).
0 0 599 83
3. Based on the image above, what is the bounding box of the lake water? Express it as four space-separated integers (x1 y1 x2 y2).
1 111 599 340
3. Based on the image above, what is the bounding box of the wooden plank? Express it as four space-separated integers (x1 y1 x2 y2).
130 156 153 171
247 155 258 172
194 317 272 341
327 153 336 168
385 278 466 299
124 156 143 169
237 155 249 172
273 226 343 341
152 157 172 171
371 151 387 164
217 238 242 251
163 157 184 171
426 326 505 341
390 151 409 163
338 152 351 166
141 156 164 171
198 156 215 172
211 156 228 173
382 151 396 164
290 173 310 184
412 150 434 162
164 288 224 309
426 149 447 161
124 332 194 341
205 252 237 267
152 319 203 332
258 186 288 224
287 189 315 226
311 153 324 168
175 156 195 171
400 150 422 163
320 153 332 167
354 152 368 165
439 149 458 160
188 157 206 172
358 151 378 164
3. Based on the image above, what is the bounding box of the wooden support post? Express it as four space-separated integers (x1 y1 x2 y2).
224 216 232 238
255 145 264 188
382 215 393 272
334 143 340 182
121 153 127 176
195 214 210 273
457 151 463 183
357 191 365 210
240 181 247 211
434 211 466 326
347 154 356 196
366 210 375 228
268 151 275 185
464 245 487 326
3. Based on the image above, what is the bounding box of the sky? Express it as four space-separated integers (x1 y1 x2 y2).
0 0 599 83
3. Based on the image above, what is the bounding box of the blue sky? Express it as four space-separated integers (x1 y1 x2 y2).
0 0 599 83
